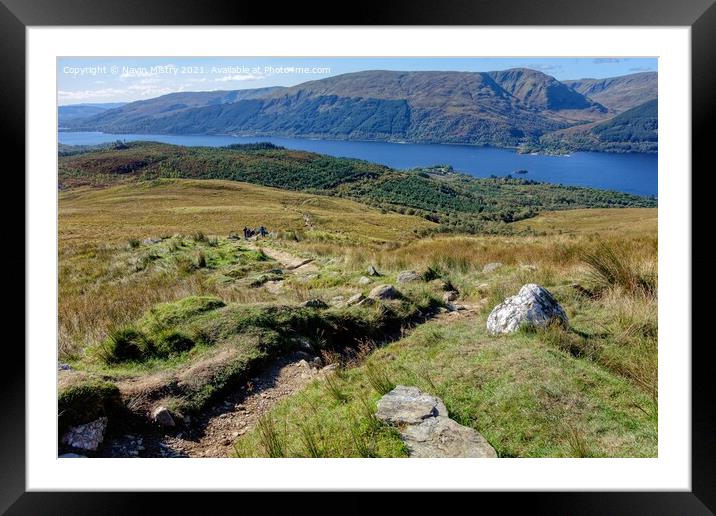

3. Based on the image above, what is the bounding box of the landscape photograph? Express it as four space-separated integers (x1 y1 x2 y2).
57 56 658 459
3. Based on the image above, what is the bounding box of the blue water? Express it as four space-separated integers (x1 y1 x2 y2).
58 132 657 197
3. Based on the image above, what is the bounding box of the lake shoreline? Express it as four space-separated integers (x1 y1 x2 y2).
58 131 658 197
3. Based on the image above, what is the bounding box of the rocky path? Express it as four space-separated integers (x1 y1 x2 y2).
99 244 330 458
100 350 333 458
96 244 486 458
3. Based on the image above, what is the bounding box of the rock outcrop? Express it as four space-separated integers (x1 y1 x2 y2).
486 283 567 335
396 270 421 283
61 416 108 451
151 406 176 428
368 284 399 300
375 386 497 458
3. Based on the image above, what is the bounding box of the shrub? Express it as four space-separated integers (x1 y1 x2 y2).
153 330 195 357
580 241 655 296
58 380 121 433
127 238 140 249
195 250 207 269
256 415 285 457
324 373 349 403
365 362 395 395
99 326 151 363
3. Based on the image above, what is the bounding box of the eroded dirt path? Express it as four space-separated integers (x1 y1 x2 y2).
100 350 333 458
97 242 486 458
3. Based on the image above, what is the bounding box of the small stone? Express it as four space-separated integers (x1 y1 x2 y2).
368 284 399 300
61 417 108 451
58 362 73 371
151 406 176 428
296 337 313 352
486 283 568 335
310 357 323 369
142 237 161 245
367 265 381 276
397 270 421 283
357 276 372 286
297 359 310 369
375 386 447 425
482 262 503 274
443 290 458 303
346 292 365 306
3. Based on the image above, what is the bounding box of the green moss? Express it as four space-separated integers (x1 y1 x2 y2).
140 295 226 331
58 380 121 433
153 329 196 357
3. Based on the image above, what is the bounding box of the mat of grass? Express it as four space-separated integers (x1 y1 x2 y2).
234 311 657 458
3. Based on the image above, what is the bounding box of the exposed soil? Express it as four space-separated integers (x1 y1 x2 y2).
98 350 332 458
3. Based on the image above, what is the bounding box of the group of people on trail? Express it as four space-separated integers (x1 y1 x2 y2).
243 225 268 239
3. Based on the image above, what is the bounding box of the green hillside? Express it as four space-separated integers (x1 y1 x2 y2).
59 142 656 233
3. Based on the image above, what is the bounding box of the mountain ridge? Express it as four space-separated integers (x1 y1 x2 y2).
63 69 657 153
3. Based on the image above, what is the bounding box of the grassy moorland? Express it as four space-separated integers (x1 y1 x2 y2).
59 142 655 232
57 145 657 458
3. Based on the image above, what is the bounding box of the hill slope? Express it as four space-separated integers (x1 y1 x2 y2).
65 69 613 147
59 141 656 233
523 99 657 154
563 72 657 113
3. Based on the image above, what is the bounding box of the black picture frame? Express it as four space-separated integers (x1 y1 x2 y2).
4 0 709 512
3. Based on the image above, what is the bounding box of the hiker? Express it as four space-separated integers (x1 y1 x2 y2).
242 226 249 240
258 225 268 238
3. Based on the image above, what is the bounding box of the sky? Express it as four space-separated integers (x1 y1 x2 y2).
58 57 657 105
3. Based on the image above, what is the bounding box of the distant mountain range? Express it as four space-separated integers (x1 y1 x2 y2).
60 69 657 153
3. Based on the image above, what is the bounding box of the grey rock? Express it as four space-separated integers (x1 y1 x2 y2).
486 283 568 335
375 386 496 458
402 416 497 458
58 362 73 371
310 357 323 369
482 262 503 273
346 292 365 306
61 417 108 451
397 270 421 284
357 276 372 286
302 299 328 309
151 406 176 428
443 290 458 303
368 284 399 300
375 386 447 425
142 237 161 245
367 265 381 276
296 337 313 351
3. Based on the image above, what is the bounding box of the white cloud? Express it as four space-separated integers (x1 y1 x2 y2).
214 72 265 82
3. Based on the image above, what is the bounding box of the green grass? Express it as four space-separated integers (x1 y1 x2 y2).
234 311 657 458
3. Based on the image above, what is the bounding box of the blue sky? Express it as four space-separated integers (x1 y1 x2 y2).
58 57 657 105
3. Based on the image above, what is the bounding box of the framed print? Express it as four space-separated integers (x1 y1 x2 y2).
4 0 712 512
